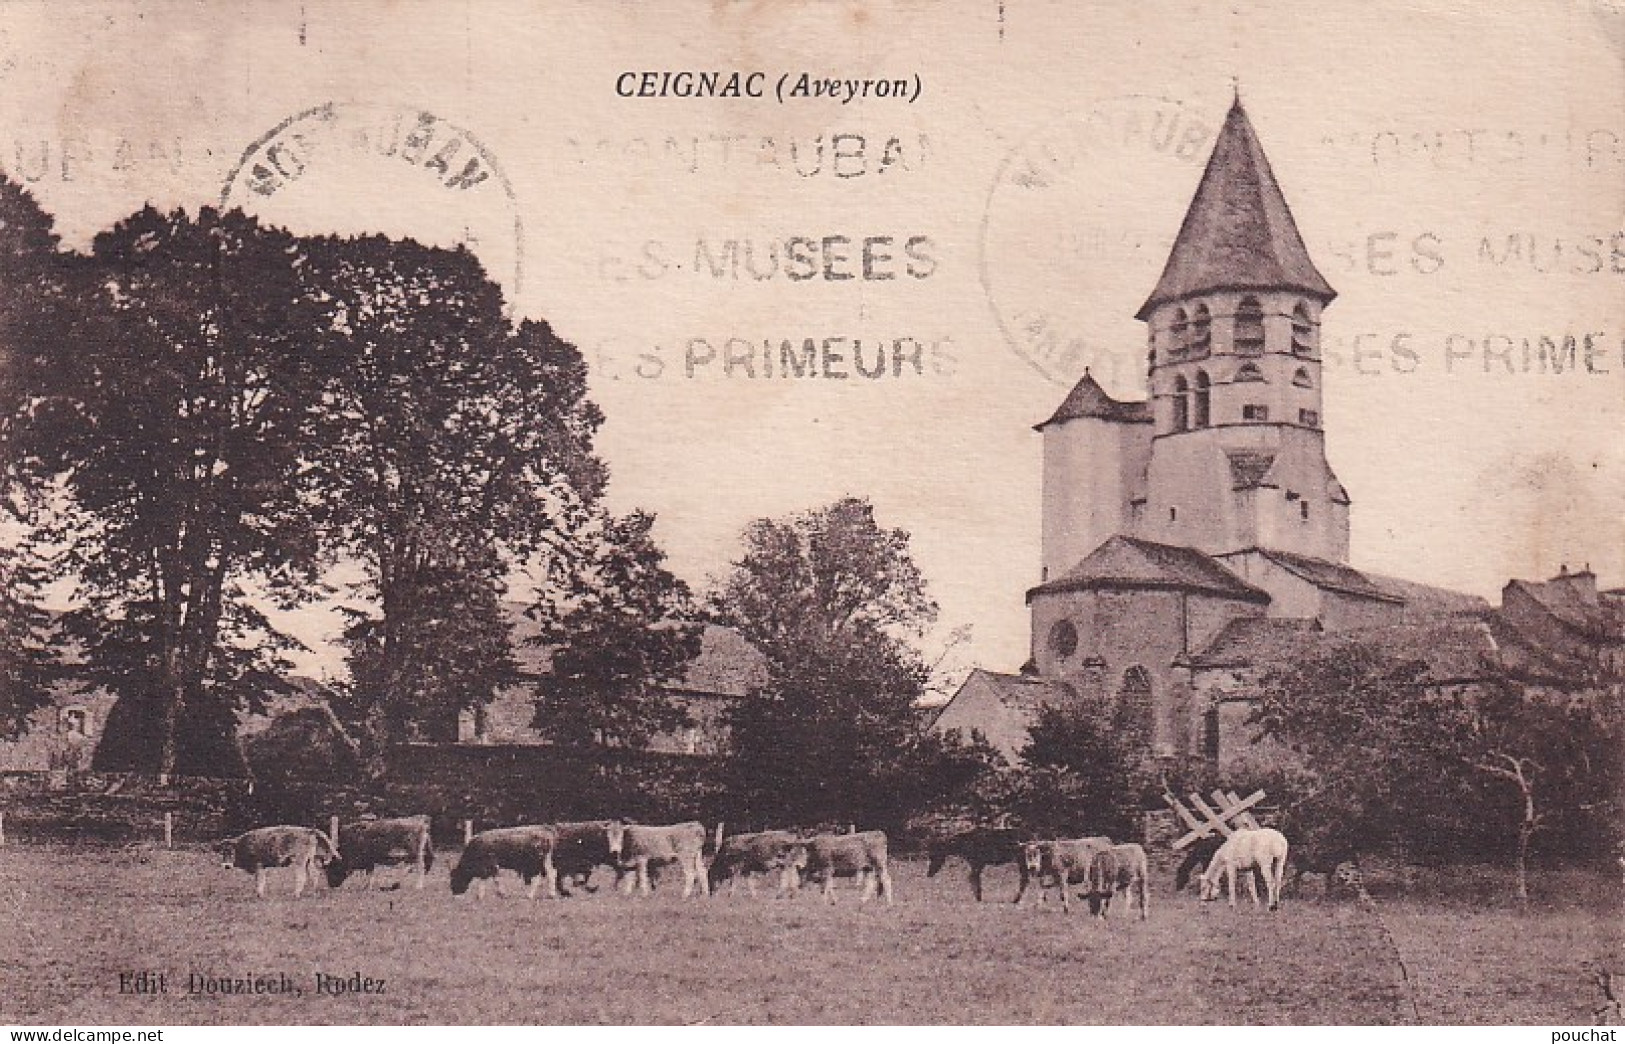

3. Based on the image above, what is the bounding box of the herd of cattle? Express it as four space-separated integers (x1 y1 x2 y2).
220 816 1294 916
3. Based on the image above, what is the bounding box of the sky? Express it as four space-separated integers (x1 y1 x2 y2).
2 0 1621 684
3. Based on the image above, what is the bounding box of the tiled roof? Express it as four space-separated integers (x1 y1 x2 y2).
1339 618 1500 684
1136 98 1336 319
926 669 1062 730
1034 371 1152 431
1365 574 1490 616
1184 617 1324 668
1506 576 1616 639
1186 615 1498 685
664 623 770 698
1029 535 1270 604
1244 547 1402 603
510 605 768 698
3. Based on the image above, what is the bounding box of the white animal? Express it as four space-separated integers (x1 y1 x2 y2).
1200 828 1289 911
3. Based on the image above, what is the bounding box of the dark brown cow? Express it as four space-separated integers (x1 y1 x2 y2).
794 830 894 904
925 826 1032 902
708 829 803 897
549 820 627 896
1084 842 1149 920
325 815 434 890
221 826 339 898
618 822 709 897
1020 836 1112 912
450 826 559 900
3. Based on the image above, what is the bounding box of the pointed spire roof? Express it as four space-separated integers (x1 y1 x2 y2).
1034 370 1152 431
1136 98 1335 320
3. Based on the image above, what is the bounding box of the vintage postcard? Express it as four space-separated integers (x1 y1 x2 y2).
0 0 1620 1029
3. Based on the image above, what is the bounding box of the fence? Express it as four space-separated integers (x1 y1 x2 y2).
0 745 728 849
0 771 252 846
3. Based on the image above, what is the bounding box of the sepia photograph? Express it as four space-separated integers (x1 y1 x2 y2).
0 0 1620 1028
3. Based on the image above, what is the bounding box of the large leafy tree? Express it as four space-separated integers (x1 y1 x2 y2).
301 236 606 753
1016 699 1151 839
712 497 938 828
530 510 701 749
1252 635 1624 895
15 206 324 776
0 176 67 737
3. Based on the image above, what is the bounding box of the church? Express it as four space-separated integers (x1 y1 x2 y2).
932 98 1622 768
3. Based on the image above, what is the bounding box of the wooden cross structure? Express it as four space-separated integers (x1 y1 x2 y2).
1165 788 1266 850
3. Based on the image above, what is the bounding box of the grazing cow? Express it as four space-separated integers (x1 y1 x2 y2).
795 830 894 904
618 821 710 898
450 826 560 900
708 829 804 897
1021 836 1112 912
549 820 626 896
325 815 434 890
1200 827 1290 911
1083 843 1150 920
924 826 1032 903
221 826 339 898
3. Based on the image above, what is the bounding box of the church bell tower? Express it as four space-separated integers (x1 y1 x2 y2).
1134 97 1350 563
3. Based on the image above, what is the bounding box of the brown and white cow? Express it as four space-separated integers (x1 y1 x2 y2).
618 821 710 898
708 829 804 897
450 826 560 900
549 820 626 896
1084 842 1150 920
1020 836 1113 912
793 830 894 904
221 825 339 898
325 815 434 891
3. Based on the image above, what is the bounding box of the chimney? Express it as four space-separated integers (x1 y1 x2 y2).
1551 564 1599 603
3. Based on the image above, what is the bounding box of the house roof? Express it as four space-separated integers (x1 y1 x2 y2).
1183 617 1324 668
926 669 1063 730
1034 371 1153 431
1185 614 1498 685
1365 573 1490 616
663 623 770 698
1238 547 1404 604
1505 576 1616 639
1029 535 1270 604
1136 98 1336 319
509 606 768 698
1338 618 1500 685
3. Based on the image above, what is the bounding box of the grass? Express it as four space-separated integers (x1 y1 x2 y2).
0 846 1615 1025
1372 867 1623 1026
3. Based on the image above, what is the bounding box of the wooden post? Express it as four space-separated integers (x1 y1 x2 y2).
329 815 341 846
463 819 474 845
162 811 173 849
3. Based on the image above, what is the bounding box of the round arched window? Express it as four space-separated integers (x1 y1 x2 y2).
1048 619 1079 658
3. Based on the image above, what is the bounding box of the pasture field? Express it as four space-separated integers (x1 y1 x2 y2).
0 845 1617 1025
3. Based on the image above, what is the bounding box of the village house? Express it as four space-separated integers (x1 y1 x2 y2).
0 611 767 774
